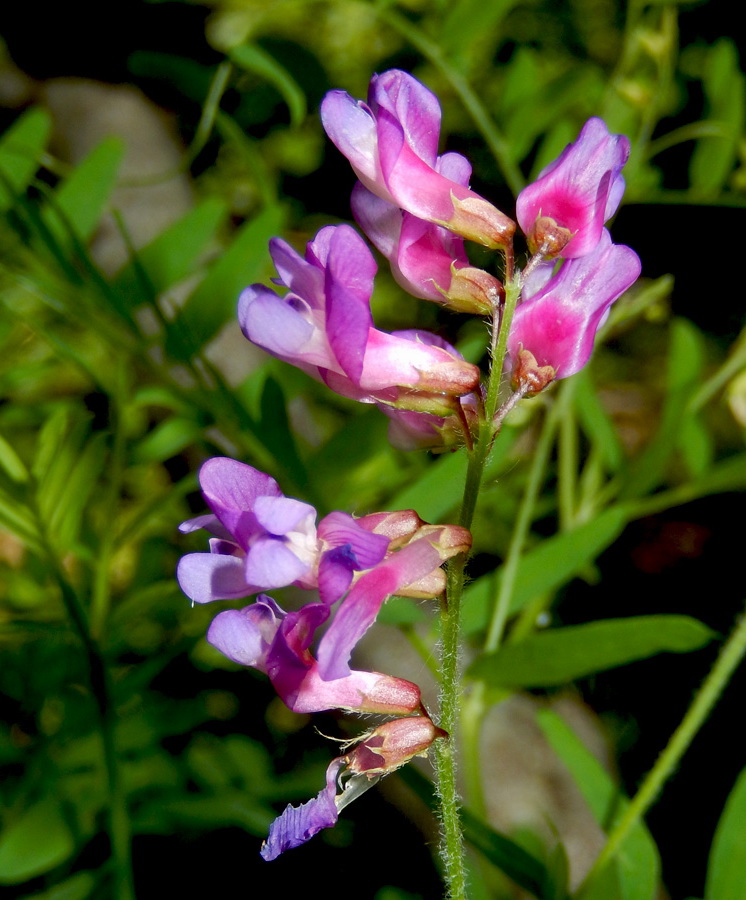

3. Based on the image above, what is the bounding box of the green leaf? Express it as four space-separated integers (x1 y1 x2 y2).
462 508 628 636
705 766 746 900
41 138 125 246
688 453 746 496
0 432 29 483
690 39 745 196
538 710 660 900
113 197 227 304
388 426 517 524
621 318 705 499
167 203 284 359
21 871 97 900
678 414 714 479
0 107 51 210
0 799 75 884
463 807 566 899
437 0 520 74
31 408 106 551
468 615 714 687
230 43 307 127
133 416 204 463
0 484 40 550
388 450 467 523
255 375 306 486
573 370 624 474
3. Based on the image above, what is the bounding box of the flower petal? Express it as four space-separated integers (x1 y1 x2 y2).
176 552 252 605
206 598 283 669
199 457 280 548
261 758 344 861
317 511 390 569
316 537 442 680
245 537 313 589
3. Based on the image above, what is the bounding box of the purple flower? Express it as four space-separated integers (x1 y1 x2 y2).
516 117 630 259
206 595 424 716
177 457 390 605
238 224 480 413
508 229 641 385
261 716 446 860
322 69 515 249
206 530 456 713
351 182 502 315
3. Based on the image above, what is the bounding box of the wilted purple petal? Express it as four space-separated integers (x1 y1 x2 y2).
261 758 344 861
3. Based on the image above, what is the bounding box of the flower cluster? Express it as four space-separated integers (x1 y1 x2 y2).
240 69 639 449
178 457 469 855
179 67 642 862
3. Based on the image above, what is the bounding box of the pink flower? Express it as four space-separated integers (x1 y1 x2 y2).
516 117 630 259
238 224 480 413
207 595 424 717
322 69 515 249
508 229 641 384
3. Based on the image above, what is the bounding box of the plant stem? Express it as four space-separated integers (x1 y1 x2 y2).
433 269 522 896
577 598 746 896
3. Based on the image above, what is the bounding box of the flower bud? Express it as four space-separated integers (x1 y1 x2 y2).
448 193 516 250
511 348 556 396
347 716 447 777
437 264 503 314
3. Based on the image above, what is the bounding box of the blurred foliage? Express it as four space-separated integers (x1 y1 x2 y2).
1 0 745 897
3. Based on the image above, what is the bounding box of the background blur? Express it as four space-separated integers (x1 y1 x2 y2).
0 1 744 898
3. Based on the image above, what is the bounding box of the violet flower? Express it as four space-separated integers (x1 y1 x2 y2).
261 716 446 860
516 117 630 259
508 229 641 386
238 224 480 413
351 181 502 315
177 457 390 605
322 69 515 249
206 523 466 713
206 594 424 716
